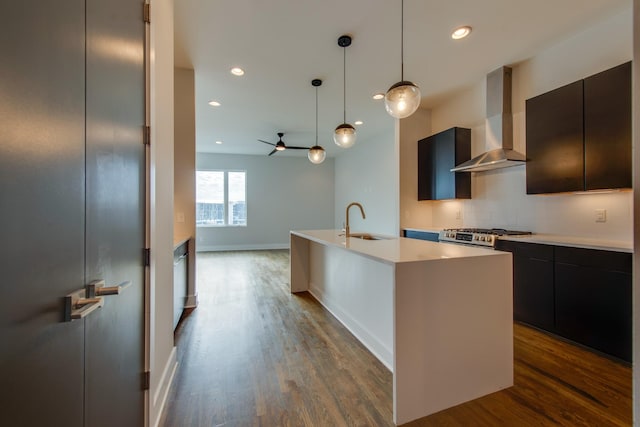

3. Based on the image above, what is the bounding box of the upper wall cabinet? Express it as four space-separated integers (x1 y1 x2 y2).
525 61 631 195
584 62 632 190
418 127 471 200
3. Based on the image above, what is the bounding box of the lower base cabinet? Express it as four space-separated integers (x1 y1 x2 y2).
496 240 631 363
512 245 554 331
554 246 632 362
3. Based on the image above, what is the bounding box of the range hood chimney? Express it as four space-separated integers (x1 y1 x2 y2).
451 66 526 172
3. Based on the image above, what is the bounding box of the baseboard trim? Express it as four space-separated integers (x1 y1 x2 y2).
196 243 289 252
151 346 177 427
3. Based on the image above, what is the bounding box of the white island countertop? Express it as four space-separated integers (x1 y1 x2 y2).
291 229 504 265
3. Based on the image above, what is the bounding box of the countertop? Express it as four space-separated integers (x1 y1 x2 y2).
499 233 632 253
291 229 506 266
403 227 632 253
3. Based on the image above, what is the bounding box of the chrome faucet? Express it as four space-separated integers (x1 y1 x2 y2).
345 202 366 237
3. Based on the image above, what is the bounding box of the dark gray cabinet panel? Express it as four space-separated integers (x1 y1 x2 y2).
495 241 554 330
554 247 631 362
584 61 632 190
403 230 439 242
84 0 146 424
497 239 632 363
1 1 145 425
0 2 86 426
526 62 632 194
418 127 471 200
525 81 584 194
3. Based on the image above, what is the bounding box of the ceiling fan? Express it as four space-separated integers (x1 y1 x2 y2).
258 132 309 156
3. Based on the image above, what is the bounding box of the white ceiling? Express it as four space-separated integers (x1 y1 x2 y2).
174 0 630 158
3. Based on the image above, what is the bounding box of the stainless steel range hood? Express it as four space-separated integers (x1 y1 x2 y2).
451 66 526 172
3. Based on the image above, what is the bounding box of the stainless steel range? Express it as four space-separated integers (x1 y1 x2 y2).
439 228 532 248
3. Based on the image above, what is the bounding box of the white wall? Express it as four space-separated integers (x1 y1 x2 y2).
196 153 335 251
149 0 177 426
174 68 196 244
399 108 433 230
402 6 633 242
334 128 398 236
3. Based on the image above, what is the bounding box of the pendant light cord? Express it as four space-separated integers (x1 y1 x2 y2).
343 45 347 123
401 0 404 80
315 86 319 145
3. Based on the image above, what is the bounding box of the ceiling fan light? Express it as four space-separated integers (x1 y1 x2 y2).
384 81 421 119
334 123 357 148
308 145 326 164
276 143 286 151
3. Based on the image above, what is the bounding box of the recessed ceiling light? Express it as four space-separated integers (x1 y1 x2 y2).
451 26 472 40
215 140 223 145
208 100 221 107
372 93 385 100
354 120 363 126
230 67 244 76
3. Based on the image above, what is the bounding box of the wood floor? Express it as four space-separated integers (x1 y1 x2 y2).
159 250 631 427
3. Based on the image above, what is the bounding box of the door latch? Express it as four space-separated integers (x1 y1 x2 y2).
64 289 104 322
86 279 132 297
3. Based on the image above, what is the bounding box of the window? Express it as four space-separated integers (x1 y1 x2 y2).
196 170 246 226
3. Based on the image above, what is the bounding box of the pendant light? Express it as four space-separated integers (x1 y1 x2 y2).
308 79 326 164
334 35 357 148
384 0 421 119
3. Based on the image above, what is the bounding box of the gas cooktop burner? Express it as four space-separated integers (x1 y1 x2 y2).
439 228 532 247
452 228 532 236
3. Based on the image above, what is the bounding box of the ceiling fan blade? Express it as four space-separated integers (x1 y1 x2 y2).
258 139 276 146
285 146 311 150
267 148 278 156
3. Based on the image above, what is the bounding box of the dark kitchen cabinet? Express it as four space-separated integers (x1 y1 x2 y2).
525 81 584 194
584 62 632 190
403 229 439 242
554 246 632 362
495 240 555 330
418 127 471 200
525 61 632 194
497 239 632 363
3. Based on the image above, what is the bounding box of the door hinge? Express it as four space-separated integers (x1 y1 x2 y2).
143 248 151 267
142 371 150 390
143 3 151 24
143 125 151 145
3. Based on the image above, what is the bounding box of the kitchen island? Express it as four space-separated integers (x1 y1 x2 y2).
290 229 513 425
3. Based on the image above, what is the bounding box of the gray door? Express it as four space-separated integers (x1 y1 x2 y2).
0 1 146 426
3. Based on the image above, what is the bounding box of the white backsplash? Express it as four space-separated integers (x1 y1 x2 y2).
430 166 632 242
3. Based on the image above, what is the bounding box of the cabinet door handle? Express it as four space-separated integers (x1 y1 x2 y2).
86 279 131 297
64 288 104 322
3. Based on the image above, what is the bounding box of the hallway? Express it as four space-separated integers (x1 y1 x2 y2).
159 250 631 426
160 250 393 426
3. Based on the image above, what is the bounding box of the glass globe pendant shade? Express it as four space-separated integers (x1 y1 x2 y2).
333 123 357 148
384 80 421 119
308 145 326 164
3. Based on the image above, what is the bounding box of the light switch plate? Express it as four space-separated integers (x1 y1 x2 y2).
595 209 606 223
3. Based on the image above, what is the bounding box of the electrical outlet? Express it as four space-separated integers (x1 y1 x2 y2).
176 212 185 223
455 209 462 220
595 209 607 223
